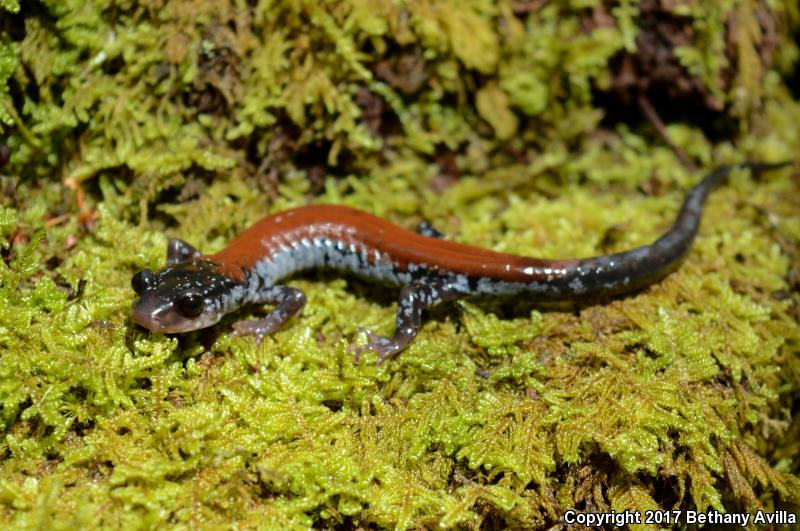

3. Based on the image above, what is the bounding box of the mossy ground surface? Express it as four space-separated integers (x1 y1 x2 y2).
1 1 799 529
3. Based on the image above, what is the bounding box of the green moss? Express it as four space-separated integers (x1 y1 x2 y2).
1 0 799 528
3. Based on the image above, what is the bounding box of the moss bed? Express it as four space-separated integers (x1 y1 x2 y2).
1 0 799 528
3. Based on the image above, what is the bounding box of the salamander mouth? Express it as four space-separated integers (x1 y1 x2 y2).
131 303 170 332
131 298 205 333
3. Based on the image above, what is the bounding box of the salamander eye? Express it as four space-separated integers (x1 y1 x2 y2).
175 293 204 317
131 269 156 295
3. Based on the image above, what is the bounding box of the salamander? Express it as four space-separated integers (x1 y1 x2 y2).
131 162 789 364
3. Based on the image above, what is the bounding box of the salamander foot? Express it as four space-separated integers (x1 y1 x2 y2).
351 328 405 366
231 319 282 344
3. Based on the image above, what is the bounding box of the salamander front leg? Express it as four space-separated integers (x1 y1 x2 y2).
353 277 467 365
231 285 307 343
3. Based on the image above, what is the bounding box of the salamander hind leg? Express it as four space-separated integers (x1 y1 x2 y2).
415 221 446 239
232 285 307 343
167 239 201 265
353 277 467 365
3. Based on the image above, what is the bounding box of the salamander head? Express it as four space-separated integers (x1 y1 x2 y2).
130 260 242 333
